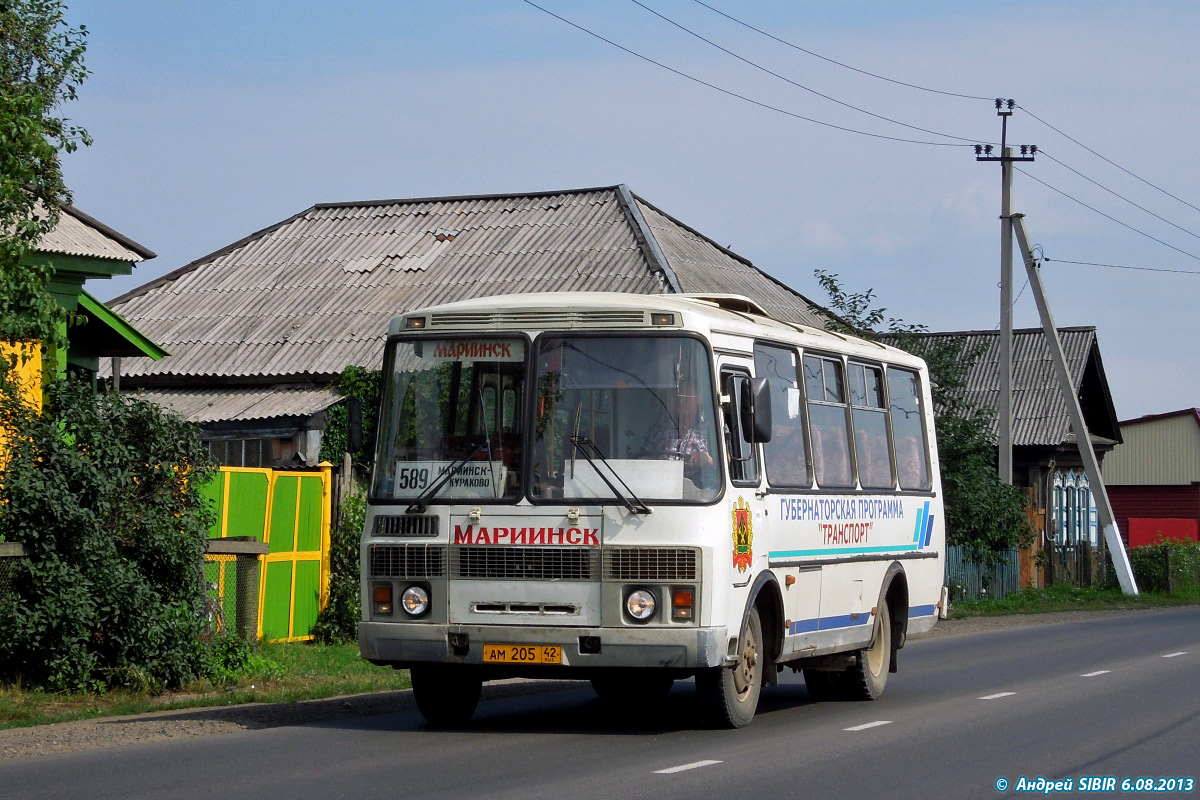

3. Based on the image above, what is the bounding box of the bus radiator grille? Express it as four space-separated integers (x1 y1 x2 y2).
604 548 699 581
369 544 446 578
452 546 599 581
372 515 438 537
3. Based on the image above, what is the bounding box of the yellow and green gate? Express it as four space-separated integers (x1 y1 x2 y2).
202 464 332 642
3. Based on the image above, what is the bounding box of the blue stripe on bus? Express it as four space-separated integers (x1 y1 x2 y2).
788 606 939 635
788 612 873 636
913 502 927 544
922 513 935 548
769 543 920 559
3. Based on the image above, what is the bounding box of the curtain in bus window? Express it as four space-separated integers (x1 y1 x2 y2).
804 355 853 488
850 363 894 489
886 368 931 490
755 343 809 487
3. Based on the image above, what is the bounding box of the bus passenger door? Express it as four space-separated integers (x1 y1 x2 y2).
720 365 766 589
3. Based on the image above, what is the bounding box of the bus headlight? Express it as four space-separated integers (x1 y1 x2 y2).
625 588 656 622
401 585 429 616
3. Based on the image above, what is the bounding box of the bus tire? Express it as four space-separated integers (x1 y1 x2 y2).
411 664 483 726
845 602 891 700
696 607 763 728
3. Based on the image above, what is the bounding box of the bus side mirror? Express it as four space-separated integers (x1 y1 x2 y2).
740 377 773 444
347 397 363 454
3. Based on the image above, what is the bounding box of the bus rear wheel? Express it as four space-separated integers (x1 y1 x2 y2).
411 664 483 726
696 608 763 728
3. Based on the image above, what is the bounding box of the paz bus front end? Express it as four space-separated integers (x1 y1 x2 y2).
358 330 731 676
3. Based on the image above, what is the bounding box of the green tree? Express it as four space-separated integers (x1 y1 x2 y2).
1 0 90 348
812 269 1031 563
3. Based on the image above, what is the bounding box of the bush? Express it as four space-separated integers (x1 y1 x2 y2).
0 378 217 692
309 491 364 644
203 633 283 685
1129 539 1200 594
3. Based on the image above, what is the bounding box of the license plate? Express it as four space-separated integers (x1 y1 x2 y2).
482 644 562 664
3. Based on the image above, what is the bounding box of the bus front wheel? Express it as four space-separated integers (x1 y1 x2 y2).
411 664 483 726
696 607 763 728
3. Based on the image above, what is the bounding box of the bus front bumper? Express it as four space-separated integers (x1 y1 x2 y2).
359 621 729 670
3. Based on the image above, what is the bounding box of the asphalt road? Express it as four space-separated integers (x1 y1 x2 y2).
5 608 1198 800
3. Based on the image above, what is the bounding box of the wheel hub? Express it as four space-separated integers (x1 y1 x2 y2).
734 636 758 697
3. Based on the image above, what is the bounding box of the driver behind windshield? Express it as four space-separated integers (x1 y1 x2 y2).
639 392 716 487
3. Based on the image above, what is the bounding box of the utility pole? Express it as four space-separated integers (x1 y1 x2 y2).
975 100 1036 485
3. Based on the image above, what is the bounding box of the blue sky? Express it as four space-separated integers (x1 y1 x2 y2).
63 0 1200 420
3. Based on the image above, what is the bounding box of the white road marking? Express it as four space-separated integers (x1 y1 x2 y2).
654 760 723 774
1162 652 1187 658
844 720 892 731
979 691 1016 700
1081 670 1111 677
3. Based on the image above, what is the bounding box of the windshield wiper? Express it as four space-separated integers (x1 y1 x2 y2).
569 436 651 515
406 440 489 514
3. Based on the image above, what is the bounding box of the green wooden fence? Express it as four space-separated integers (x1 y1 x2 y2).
201 464 332 641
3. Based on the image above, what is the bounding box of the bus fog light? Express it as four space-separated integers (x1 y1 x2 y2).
671 588 694 621
401 585 429 616
625 588 656 622
372 584 393 615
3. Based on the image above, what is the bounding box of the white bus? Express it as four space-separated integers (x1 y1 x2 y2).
359 292 945 727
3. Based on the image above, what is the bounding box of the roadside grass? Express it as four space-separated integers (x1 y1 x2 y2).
949 584 1200 618
0 641 410 731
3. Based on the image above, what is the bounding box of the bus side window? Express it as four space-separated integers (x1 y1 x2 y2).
887 367 931 490
850 362 894 489
754 343 810 488
722 370 760 486
803 354 854 488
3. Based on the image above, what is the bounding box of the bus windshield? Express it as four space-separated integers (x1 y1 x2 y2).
531 335 720 503
373 336 526 502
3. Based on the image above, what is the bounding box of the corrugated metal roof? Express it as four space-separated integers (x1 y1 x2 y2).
36 206 154 262
633 197 828 329
906 327 1101 447
130 386 341 424
109 186 827 384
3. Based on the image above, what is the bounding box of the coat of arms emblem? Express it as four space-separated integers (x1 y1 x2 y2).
732 496 753 573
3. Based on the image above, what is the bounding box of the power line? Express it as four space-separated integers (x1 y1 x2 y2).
1043 258 1200 276
521 0 975 148
627 0 982 144
1019 104 1200 217
688 0 996 102
1015 166 1200 262
1039 149 1200 242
